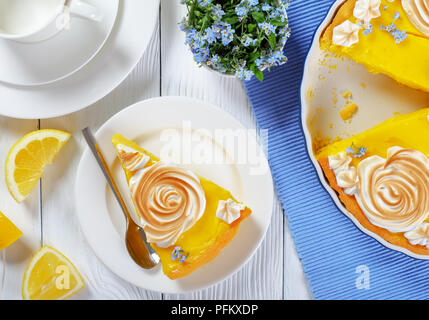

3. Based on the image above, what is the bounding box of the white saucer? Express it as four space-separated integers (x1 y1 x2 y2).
0 0 118 86
0 0 159 119
75 97 274 293
301 0 429 259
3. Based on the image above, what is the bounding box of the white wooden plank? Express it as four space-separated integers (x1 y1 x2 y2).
283 218 313 299
160 0 283 299
0 118 40 300
0 0 317 300
39 20 163 300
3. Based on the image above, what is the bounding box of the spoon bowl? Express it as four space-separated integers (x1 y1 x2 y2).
125 221 160 269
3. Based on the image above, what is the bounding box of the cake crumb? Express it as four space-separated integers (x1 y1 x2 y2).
329 123 334 129
307 88 314 99
309 108 323 127
360 83 366 88
313 132 342 153
342 91 352 99
340 103 358 121
332 89 338 106
318 58 327 66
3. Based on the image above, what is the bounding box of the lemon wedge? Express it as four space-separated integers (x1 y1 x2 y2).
5 129 71 203
0 211 22 250
22 246 84 300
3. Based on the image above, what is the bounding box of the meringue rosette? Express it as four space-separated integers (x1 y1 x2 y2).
129 162 206 247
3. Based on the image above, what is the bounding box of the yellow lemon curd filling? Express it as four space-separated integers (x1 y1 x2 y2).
316 108 429 162
320 0 429 92
112 134 251 279
316 108 429 255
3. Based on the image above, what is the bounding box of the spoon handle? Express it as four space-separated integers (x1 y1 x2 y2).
82 127 131 222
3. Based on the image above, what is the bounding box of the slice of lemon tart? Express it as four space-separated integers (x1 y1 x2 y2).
112 134 252 279
316 108 429 256
320 0 429 92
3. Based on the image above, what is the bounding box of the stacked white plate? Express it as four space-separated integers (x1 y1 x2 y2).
0 0 160 119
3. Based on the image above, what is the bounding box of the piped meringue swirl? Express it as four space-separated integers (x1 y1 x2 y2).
330 147 429 232
216 199 245 224
117 144 149 172
329 152 358 195
130 162 206 247
353 0 381 23
329 151 352 174
402 0 429 37
332 20 361 47
404 223 429 248
355 147 429 232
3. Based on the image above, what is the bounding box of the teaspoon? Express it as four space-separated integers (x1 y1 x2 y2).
82 127 160 269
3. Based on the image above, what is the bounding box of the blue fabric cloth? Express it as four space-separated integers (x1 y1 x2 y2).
243 0 429 300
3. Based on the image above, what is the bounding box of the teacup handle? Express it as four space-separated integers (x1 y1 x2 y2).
69 0 103 22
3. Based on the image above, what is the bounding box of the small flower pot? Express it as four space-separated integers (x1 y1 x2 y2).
181 0 291 81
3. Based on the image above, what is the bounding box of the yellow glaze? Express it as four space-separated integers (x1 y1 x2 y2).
112 134 251 279
316 108 429 163
320 0 429 92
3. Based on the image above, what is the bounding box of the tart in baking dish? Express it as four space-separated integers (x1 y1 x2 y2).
320 0 429 92
112 134 251 279
316 108 429 256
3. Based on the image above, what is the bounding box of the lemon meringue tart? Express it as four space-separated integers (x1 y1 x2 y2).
316 108 429 256
320 0 429 93
112 134 252 279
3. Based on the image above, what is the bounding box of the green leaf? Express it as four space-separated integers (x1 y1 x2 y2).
268 32 276 50
251 11 265 23
253 68 264 82
224 16 239 24
270 18 288 27
248 52 260 63
250 64 264 81
248 23 256 33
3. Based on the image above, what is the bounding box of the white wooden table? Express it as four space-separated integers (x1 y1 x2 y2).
0 1 312 300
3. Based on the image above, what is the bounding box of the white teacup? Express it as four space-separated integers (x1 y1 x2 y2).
0 0 103 43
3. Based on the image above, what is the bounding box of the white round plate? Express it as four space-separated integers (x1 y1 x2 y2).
0 0 118 86
301 0 429 259
75 97 274 293
0 0 159 119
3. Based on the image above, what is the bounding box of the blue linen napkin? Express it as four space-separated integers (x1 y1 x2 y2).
243 0 429 300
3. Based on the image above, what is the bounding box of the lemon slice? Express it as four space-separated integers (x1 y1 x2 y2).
22 246 84 300
5 129 71 203
0 211 22 250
